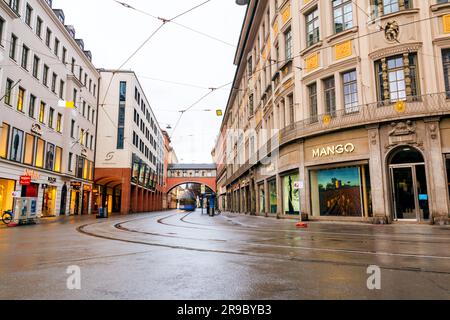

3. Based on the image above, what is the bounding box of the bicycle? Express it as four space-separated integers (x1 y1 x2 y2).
1 210 14 225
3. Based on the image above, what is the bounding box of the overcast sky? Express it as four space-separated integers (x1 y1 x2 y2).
53 0 246 163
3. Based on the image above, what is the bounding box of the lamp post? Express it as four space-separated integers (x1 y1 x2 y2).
235 0 249 5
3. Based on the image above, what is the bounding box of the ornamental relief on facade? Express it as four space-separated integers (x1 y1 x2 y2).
385 121 424 151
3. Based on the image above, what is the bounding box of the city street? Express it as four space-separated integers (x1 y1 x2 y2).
0 210 449 300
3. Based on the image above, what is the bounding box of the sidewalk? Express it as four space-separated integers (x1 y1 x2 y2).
0 214 96 229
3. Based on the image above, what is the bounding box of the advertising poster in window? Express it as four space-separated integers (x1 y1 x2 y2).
139 163 145 185
315 167 362 217
145 166 150 188
283 173 300 215
269 180 277 214
45 143 55 171
10 128 24 162
132 162 140 184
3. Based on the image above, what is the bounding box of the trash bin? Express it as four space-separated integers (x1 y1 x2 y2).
97 207 107 219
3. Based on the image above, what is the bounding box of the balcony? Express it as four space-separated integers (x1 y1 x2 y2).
225 92 450 185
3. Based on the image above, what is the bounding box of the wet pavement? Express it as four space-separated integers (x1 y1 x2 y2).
0 209 449 300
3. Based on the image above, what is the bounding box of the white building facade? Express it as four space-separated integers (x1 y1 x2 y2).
0 0 99 217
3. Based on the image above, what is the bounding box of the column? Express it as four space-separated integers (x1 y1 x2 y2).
367 125 389 224
424 118 449 225
276 174 283 217
298 140 307 216
264 179 269 217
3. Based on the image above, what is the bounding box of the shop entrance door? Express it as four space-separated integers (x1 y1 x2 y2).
390 164 430 222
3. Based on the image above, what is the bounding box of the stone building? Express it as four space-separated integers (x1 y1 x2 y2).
215 0 450 224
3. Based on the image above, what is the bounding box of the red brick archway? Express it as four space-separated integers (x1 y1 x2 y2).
165 177 216 194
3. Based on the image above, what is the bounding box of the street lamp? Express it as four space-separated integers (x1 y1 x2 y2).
235 0 249 5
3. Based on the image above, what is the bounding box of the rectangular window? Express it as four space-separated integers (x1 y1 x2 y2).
59 80 65 99
333 0 353 34
17 87 25 112
21 45 29 70
323 76 336 117
68 152 73 172
32 55 40 78
62 47 67 64
283 172 300 215
51 73 57 93
284 28 292 60
443 49 450 98
39 102 46 123
70 120 75 138
0 17 5 47
71 58 75 73
342 70 359 113
306 8 320 47
310 165 372 218
308 83 318 122
56 113 62 133
45 28 52 47
35 138 45 168
45 143 55 171
28 94 36 118
10 127 24 162
36 17 42 38
0 123 10 159
43 65 49 86
54 147 62 173
25 4 33 27
288 94 295 125
23 133 35 165
73 89 77 107
117 81 127 149
10 34 17 60
54 38 60 57
48 107 54 128
5 78 13 106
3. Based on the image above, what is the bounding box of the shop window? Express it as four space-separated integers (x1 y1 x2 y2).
310 165 372 217
268 179 277 214
45 143 55 171
9 128 24 163
282 172 300 215
446 157 450 200
83 159 88 180
21 183 39 198
0 179 15 213
35 138 45 168
0 123 10 159
24 133 35 165
259 184 265 213
54 147 62 173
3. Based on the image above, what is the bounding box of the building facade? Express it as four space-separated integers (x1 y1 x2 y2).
215 0 450 224
95 70 165 215
0 0 99 217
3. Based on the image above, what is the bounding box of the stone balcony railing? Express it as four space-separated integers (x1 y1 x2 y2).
224 92 450 185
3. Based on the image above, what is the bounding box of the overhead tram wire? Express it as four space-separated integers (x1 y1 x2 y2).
113 0 235 48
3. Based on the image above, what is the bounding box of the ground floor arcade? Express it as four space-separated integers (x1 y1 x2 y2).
221 117 450 225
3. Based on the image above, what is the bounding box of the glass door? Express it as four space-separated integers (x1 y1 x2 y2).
391 167 416 220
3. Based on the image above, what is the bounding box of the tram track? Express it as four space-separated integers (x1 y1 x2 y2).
76 211 450 275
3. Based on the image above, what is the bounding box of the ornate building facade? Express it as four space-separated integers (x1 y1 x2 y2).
215 0 450 224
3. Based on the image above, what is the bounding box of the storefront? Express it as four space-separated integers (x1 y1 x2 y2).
41 185 57 217
69 182 81 215
0 178 15 213
309 163 372 218
258 183 265 214
268 179 277 214
82 184 92 215
282 171 300 215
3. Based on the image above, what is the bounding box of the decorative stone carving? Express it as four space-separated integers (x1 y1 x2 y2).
385 21 400 42
386 121 423 150
429 123 438 140
370 132 378 146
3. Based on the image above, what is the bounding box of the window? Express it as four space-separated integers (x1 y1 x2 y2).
248 94 254 116
51 73 57 93
73 89 78 107
333 0 353 33
35 138 45 168
54 38 60 57
39 102 46 123
36 17 42 38
0 123 10 158
80 129 85 146
45 28 52 47
56 113 62 133
323 77 336 117
285 28 292 60
9 0 20 12
25 4 33 27
62 47 67 64
71 58 75 73
82 101 86 117
288 94 294 125
23 134 35 165
43 65 49 86
306 8 320 47
10 34 17 60
10 128 24 163
32 55 40 78
375 53 419 102
4 79 13 106
48 108 54 128
70 120 75 138
21 45 29 70
17 87 25 112
0 17 5 47
45 143 55 171
308 83 318 122
54 147 62 173
28 94 36 118
59 80 65 99
117 81 126 149
68 152 73 172
442 49 450 98
342 70 359 113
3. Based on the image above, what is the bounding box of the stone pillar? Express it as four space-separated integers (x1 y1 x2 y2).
276 174 283 217
367 125 389 224
264 179 269 216
121 181 131 215
424 118 449 225
298 140 307 216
